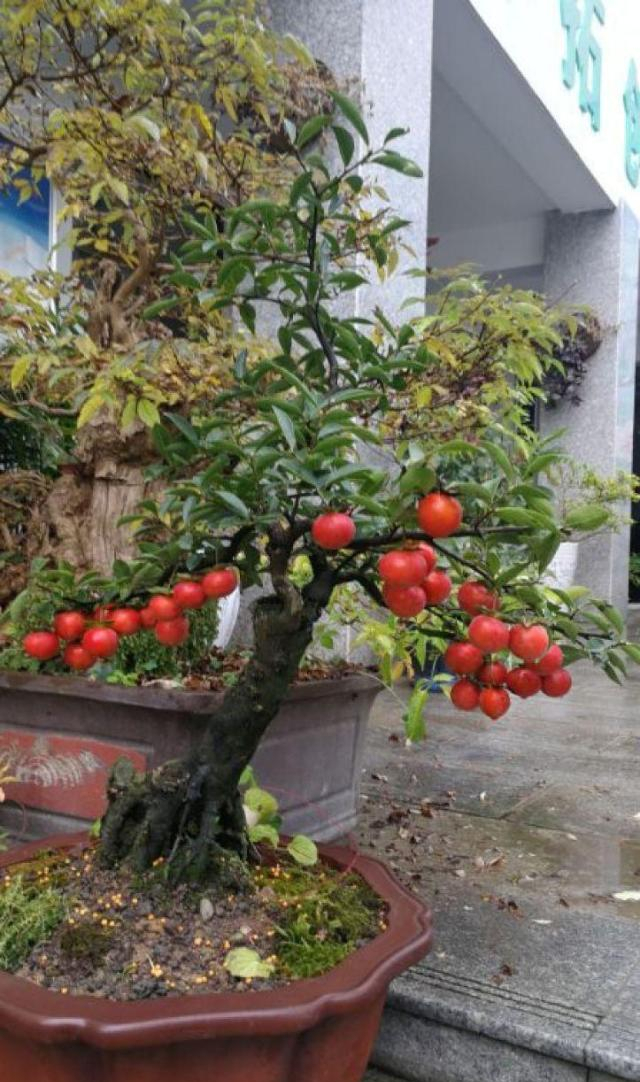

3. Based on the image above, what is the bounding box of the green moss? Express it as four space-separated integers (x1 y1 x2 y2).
256 862 384 981
0 872 66 971
60 921 114 964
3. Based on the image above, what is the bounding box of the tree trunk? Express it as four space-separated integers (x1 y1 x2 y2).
45 413 161 575
99 566 336 883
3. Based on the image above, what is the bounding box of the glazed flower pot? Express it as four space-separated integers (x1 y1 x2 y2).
0 833 433 1082
0 671 379 843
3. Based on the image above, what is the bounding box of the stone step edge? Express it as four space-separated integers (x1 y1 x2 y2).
377 962 640 1082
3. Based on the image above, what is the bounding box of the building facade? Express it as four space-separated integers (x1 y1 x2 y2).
271 0 640 613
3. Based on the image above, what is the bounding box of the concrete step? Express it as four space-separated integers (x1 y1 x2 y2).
369 952 640 1082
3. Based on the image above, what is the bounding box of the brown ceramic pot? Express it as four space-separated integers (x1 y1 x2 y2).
0 833 433 1082
0 671 379 842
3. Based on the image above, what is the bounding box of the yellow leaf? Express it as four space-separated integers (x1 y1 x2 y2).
94 238 110 253
76 335 99 359
77 395 104 428
10 357 30 390
416 386 432 408
108 177 130 205
192 102 213 140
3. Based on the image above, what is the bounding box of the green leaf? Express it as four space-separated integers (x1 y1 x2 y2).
564 505 610 532
479 440 515 480
248 823 280 847
272 405 297 450
496 507 551 529
137 399 161 428
621 642 640 665
224 948 274 980
10 357 29 390
404 686 428 742
142 295 180 319
330 90 369 144
244 786 279 820
296 114 331 148
332 124 355 166
287 835 318 866
216 490 250 519
372 151 423 177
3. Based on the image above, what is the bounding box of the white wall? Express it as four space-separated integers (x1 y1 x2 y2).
468 0 640 218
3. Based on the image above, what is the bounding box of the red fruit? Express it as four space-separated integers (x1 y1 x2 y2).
148 595 182 621
478 661 508 687
110 608 142 636
506 666 542 698
139 607 157 629
444 642 483 675
82 627 119 659
382 584 427 618
23 631 60 661
509 624 550 662
53 610 86 642
457 581 500 616
155 616 190 646
378 549 427 588
63 643 94 671
92 605 114 623
533 644 564 676
416 492 463 538
172 580 206 610
202 567 239 599
423 570 452 604
451 679 480 712
541 669 573 697
311 512 356 550
479 686 511 720
468 615 510 654
414 542 437 575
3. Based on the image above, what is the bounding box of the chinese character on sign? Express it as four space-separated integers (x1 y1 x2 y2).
560 0 605 131
624 60 640 187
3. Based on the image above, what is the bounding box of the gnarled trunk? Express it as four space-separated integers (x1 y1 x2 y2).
99 567 336 882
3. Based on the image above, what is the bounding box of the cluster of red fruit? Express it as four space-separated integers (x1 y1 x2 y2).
445 594 572 720
21 568 238 671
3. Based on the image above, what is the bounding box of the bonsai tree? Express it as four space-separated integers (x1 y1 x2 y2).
0 0 318 582
5 95 638 885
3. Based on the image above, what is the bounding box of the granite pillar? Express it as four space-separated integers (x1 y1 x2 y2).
541 206 639 613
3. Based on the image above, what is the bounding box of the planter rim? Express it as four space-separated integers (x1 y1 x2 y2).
0 833 432 1050
0 670 379 713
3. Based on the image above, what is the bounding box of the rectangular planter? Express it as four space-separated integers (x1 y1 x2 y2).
0 671 379 843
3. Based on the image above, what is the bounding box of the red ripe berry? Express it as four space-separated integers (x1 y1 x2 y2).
23 631 60 661
382 584 427 618
478 660 508 687
506 667 542 698
457 581 500 616
82 627 119 659
468 615 510 654
63 643 94 671
311 512 356 550
148 595 182 621
423 570 452 604
417 492 463 538
378 549 427 588
532 644 564 676
155 616 190 646
110 608 142 636
444 642 483 675
541 669 572 697
202 567 239 599
451 679 480 712
414 542 437 575
139 607 157 629
172 580 206 610
92 605 114 623
53 611 86 642
479 686 511 720
509 624 550 662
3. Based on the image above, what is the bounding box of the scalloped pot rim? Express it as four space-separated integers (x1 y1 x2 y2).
0 832 433 1051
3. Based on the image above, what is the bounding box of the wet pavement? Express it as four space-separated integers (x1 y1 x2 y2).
358 663 640 1081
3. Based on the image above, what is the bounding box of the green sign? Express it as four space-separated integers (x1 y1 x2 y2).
560 0 605 132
